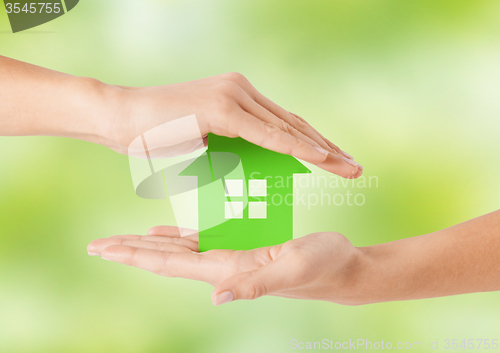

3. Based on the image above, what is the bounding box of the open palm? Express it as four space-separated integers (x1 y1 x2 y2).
87 226 361 305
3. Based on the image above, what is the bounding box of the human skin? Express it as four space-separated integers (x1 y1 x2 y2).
0 55 362 178
87 210 500 306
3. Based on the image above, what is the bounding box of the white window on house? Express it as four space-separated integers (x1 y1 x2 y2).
248 201 267 219
224 179 268 219
248 179 267 197
224 179 243 197
225 201 243 219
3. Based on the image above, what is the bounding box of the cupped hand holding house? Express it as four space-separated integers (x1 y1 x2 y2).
1 55 362 178
87 226 361 305
87 210 500 306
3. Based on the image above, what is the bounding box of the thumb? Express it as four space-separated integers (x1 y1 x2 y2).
211 260 293 306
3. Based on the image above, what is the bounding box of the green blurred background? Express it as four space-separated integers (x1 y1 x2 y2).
1 0 500 352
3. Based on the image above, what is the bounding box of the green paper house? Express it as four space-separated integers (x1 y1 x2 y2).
180 133 311 251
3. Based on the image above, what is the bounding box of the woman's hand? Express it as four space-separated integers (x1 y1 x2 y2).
87 211 500 306
108 73 362 178
87 226 364 305
0 56 361 178
0 56 362 178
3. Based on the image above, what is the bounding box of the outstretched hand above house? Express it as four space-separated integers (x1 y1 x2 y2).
111 72 363 178
87 210 500 306
0 55 362 178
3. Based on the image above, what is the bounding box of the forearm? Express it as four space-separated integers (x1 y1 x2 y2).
352 210 500 304
0 56 119 147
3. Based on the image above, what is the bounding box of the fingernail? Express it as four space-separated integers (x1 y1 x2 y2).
341 150 354 159
343 157 359 167
88 252 100 256
102 257 112 261
358 164 363 170
213 291 234 306
314 147 329 156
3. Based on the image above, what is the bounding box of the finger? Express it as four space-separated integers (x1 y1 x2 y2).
88 234 141 255
255 95 337 152
211 258 299 305
290 112 359 163
101 245 223 283
258 100 359 165
88 235 199 255
232 110 361 177
212 75 360 176
220 72 358 162
316 152 362 178
148 226 199 241
245 107 362 177
238 95 325 150
141 235 198 245
352 165 363 178
117 240 196 253
227 109 330 165
290 113 363 164
228 76 342 154
289 113 343 155
147 226 180 236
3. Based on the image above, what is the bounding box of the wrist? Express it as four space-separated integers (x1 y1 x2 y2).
346 241 412 305
328 242 399 306
57 76 124 149
75 77 127 151
97 84 151 154
329 246 376 306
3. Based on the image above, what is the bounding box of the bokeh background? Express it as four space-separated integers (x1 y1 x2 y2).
1 0 500 352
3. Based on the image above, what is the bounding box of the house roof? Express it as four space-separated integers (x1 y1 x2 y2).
179 133 311 185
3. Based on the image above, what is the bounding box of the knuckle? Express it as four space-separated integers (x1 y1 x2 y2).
209 81 243 114
129 247 140 266
171 237 183 245
261 123 283 146
293 113 306 123
211 94 235 114
159 252 173 277
246 285 260 300
216 80 240 96
203 249 219 257
291 138 307 154
159 243 173 251
289 123 305 138
279 120 292 134
263 122 281 137
294 117 309 130
222 72 247 84
296 137 307 148
244 277 267 299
